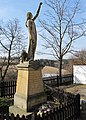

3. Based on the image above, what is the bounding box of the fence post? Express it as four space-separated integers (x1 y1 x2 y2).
1 81 5 97
75 94 80 118
57 75 59 87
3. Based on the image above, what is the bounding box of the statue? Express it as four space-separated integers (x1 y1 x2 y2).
20 50 28 63
26 2 42 61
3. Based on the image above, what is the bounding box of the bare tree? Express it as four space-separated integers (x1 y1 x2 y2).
39 0 86 84
0 19 26 81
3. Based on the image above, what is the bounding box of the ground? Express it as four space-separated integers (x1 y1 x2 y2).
62 84 86 120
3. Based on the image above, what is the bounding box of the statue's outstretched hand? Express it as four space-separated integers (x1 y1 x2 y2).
40 2 42 5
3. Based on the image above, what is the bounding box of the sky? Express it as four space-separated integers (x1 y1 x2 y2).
0 0 86 60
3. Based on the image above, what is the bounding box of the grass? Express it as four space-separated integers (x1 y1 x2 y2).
63 84 86 99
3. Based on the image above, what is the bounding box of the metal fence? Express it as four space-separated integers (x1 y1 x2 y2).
0 81 16 98
0 75 80 120
0 74 73 98
43 74 73 87
35 94 80 120
0 94 80 120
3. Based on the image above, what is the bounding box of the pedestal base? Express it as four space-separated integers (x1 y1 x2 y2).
13 61 47 112
14 92 46 112
9 106 32 117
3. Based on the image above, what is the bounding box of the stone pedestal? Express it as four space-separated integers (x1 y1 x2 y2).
12 61 46 112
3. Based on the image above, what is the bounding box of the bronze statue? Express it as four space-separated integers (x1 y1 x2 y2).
26 2 42 61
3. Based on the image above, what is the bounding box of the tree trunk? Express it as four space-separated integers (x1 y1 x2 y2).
59 56 62 85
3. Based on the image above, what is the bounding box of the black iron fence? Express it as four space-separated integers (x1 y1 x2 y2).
0 74 73 98
0 75 80 120
0 94 80 120
43 74 73 87
35 94 80 120
0 81 16 98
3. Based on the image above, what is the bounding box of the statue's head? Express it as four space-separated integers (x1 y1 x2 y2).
26 12 33 20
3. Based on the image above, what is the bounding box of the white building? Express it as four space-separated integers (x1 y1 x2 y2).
73 65 86 84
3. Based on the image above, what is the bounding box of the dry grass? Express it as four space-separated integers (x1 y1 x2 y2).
63 84 86 99
42 66 70 75
0 65 70 81
0 65 17 81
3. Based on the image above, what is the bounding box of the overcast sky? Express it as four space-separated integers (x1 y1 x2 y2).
0 0 86 60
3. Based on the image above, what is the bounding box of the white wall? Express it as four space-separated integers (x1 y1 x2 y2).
73 65 86 84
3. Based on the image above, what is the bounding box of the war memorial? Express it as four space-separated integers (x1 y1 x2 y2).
10 2 47 115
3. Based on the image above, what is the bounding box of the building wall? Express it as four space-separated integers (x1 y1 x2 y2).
73 65 86 84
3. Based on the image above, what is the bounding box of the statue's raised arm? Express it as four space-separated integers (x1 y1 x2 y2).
32 2 42 21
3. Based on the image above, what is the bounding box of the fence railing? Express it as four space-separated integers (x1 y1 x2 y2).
0 74 73 98
35 94 80 120
0 94 80 120
43 74 73 87
0 81 16 98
